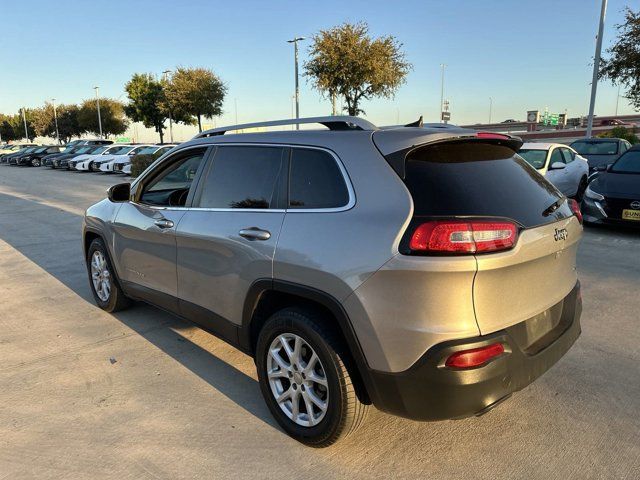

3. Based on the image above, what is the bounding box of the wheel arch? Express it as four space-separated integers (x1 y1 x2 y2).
242 279 378 405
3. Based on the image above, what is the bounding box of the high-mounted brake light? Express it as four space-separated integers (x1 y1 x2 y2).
568 198 583 224
445 343 505 369
476 132 510 140
409 221 518 254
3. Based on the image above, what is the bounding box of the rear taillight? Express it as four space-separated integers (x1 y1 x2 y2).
445 343 505 369
568 199 583 224
409 221 518 254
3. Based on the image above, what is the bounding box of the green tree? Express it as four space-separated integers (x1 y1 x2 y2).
0 114 17 142
78 98 129 138
125 73 169 143
55 104 82 143
599 7 640 111
598 126 639 144
304 22 412 116
165 67 226 132
10 110 36 141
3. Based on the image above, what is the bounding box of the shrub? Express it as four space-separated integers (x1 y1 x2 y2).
598 126 639 144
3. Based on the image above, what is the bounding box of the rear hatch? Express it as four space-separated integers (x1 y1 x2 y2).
385 139 581 336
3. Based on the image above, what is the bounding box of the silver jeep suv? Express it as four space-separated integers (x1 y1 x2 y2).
83 116 583 447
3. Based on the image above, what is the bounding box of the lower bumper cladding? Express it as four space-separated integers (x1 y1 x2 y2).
367 282 582 421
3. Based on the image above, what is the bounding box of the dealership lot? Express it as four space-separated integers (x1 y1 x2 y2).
1 166 639 479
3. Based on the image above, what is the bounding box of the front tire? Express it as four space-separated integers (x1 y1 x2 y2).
256 307 368 447
86 238 130 312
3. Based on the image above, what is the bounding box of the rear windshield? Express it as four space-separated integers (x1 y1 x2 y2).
610 150 640 174
571 140 618 155
402 142 568 228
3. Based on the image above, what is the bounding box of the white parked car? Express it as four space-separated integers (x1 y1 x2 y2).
99 145 154 173
91 145 140 172
122 163 132 175
518 143 589 199
111 144 177 173
73 145 137 171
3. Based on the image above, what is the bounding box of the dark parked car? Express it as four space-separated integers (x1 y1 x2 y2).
15 146 63 166
582 144 640 226
4 146 40 164
570 138 632 171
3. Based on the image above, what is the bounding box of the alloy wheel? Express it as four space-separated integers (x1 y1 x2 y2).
90 251 111 302
267 333 329 427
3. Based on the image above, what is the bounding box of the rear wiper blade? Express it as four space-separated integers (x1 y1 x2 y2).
542 198 564 216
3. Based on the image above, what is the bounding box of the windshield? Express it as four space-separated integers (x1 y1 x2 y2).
133 146 159 155
91 146 109 154
571 140 618 155
33 147 49 153
129 146 150 155
518 149 548 169
21 147 38 153
75 146 93 154
610 151 640 174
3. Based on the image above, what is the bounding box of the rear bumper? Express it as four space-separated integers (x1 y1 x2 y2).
367 281 582 421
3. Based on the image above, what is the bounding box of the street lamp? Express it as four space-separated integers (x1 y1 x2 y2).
51 98 60 144
287 36 305 129
586 0 608 138
21 107 29 141
162 70 174 143
94 86 103 138
439 64 447 123
489 97 493 124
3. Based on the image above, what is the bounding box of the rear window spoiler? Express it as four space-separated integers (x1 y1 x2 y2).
379 133 523 179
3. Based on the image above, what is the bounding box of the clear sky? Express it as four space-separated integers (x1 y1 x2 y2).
0 0 636 141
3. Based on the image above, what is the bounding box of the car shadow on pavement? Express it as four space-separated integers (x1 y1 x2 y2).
0 191 280 431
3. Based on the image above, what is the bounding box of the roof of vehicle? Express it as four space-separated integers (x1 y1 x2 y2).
570 138 623 143
521 142 568 150
183 116 522 157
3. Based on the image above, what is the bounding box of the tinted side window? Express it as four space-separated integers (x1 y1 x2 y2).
197 146 285 209
561 148 574 163
289 148 349 209
140 149 207 206
549 148 565 165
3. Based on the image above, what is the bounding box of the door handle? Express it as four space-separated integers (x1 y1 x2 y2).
239 228 271 241
154 218 174 229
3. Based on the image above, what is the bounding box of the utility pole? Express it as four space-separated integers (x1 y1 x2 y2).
52 98 60 144
21 108 29 141
235 98 238 125
331 91 337 116
489 97 493 124
162 70 174 143
94 86 103 138
615 84 621 116
586 0 608 138
287 37 305 129
439 64 447 123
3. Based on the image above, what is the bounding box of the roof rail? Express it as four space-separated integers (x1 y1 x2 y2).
194 116 378 138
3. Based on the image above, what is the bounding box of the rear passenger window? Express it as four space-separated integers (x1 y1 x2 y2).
289 148 349 209
197 146 285 209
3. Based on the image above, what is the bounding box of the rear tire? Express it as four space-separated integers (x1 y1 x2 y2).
256 307 368 447
574 176 588 202
86 238 131 313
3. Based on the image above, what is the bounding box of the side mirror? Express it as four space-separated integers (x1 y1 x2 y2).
107 183 131 202
550 161 566 170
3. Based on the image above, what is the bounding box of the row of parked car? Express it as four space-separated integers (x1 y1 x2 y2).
0 139 178 175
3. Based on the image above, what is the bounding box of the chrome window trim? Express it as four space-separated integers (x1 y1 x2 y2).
132 142 355 213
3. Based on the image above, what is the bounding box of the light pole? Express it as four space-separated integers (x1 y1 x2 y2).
440 64 447 123
287 36 305 129
489 97 493 124
94 86 103 138
51 98 60 144
586 0 608 138
162 70 174 143
21 107 29 141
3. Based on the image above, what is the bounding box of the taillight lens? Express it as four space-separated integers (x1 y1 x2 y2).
568 198 583 224
409 221 518 254
445 343 505 369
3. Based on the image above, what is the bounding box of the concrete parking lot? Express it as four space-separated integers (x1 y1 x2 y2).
1 165 639 480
